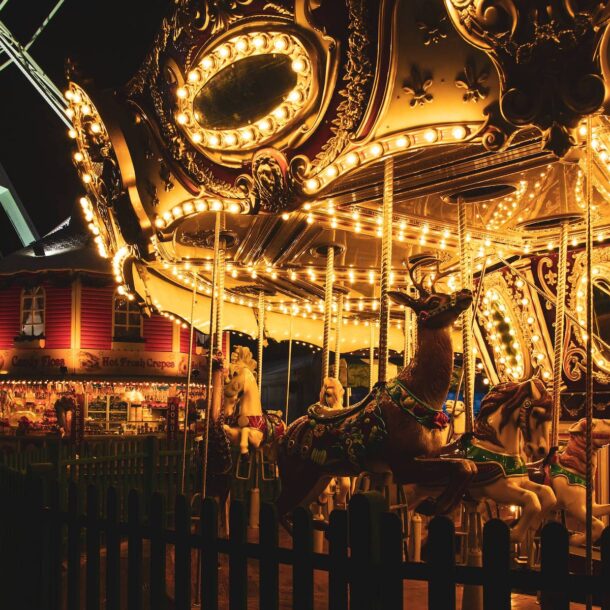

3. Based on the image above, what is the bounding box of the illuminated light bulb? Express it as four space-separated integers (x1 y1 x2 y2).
187 70 200 83
346 152 359 166
218 45 230 59
579 124 587 137
396 136 408 148
68 129 77 139
281 212 290 221
598 359 606 367
542 370 550 379
228 202 241 214
183 201 194 214
65 89 74 100
209 134 220 146
291 271 297 281
273 36 287 50
288 89 303 104
326 165 338 178
236 38 248 52
66 108 75 119
370 143 383 157
195 200 206 211
155 217 165 228
191 132 203 144
423 129 437 143
224 132 237 146
524 244 531 254
73 152 84 163
210 199 222 212
273 106 287 120
451 125 466 140
307 214 314 224
72 93 81 104
355 222 361 233
305 178 319 192
547 241 554 250
172 206 183 218
291 58 306 73
483 378 490 385
176 87 187 99
259 118 272 131
598 232 605 242
162 211 172 221
331 218 338 229
240 128 254 142
82 173 92 184
177 113 188 125
571 237 578 247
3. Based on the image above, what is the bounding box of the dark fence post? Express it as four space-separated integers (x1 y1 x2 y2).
150 493 167 610
144 436 159 507
106 487 120 610
540 521 569 610
428 516 456 610
349 492 385 610
602 526 610 610
174 494 191 610
86 485 100 610
229 500 248 610
328 509 349 610
260 502 279 610
128 490 143 610
380 511 403 610
25 472 46 610
201 498 219 610
48 481 62 610
67 482 81 610
293 507 314 610
482 519 510 610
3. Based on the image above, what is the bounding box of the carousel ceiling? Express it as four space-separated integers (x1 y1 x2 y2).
63 0 610 354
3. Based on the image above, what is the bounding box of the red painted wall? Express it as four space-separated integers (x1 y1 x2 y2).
180 325 195 354
144 315 173 352
0 286 21 348
80 286 114 349
44 284 72 348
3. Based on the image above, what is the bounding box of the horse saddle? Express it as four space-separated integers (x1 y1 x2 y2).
307 389 375 424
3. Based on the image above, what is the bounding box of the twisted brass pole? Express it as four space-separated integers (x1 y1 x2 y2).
369 321 375 391
202 212 221 499
334 294 344 382
551 222 569 448
258 290 265 393
585 116 594 607
285 313 293 422
322 247 334 384
378 157 393 383
458 198 474 433
403 308 409 369
215 213 226 355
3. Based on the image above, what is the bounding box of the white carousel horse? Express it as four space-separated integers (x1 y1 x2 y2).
317 377 351 511
408 378 557 542
222 346 285 454
547 418 610 546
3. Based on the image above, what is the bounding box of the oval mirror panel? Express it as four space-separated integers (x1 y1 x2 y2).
194 54 297 130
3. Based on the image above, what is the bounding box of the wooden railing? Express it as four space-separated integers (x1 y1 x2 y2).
1 474 610 610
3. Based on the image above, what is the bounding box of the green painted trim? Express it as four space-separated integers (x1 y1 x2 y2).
550 462 586 488
465 439 527 477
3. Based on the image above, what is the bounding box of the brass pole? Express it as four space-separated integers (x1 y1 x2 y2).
201 212 221 500
215 214 226 355
322 247 334 384
551 222 569 448
369 321 375 391
334 294 344 382
180 273 197 494
458 198 474 433
378 157 393 383
258 291 265 393
285 313 293 422
585 116 594 608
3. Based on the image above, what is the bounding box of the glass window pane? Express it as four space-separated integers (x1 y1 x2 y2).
115 313 126 325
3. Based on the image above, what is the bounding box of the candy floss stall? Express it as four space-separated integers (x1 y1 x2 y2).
0 223 209 439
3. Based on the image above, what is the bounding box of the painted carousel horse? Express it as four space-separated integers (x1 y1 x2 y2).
222 346 286 455
277 260 476 518
546 418 610 546
408 378 556 542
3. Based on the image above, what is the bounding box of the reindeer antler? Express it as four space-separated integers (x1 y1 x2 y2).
404 258 431 297
430 259 455 294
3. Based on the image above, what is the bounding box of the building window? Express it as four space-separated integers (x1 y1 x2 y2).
113 293 142 340
21 286 45 337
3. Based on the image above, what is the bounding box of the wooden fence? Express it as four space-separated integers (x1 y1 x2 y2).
2 474 610 610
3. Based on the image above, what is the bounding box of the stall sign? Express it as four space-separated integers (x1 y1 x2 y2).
166 396 180 441
71 394 85 444
0 348 207 378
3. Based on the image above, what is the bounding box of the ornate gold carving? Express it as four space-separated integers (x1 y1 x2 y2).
417 17 448 46
311 0 374 170
195 0 254 35
444 0 609 156
455 57 489 102
403 65 434 107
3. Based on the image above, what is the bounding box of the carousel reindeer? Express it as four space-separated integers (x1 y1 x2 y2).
409 378 556 542
547 418 610 546
277 259 477 518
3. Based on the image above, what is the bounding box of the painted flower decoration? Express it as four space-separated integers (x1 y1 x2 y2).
403 65 434 107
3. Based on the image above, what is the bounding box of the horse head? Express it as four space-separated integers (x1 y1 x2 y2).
320 377 345 409
567 418 610 449
475 377 552 459
388 258 472 329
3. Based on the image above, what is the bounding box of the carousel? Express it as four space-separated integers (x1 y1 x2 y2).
53 0 610 606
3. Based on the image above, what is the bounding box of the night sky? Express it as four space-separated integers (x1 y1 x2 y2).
0 0 166 256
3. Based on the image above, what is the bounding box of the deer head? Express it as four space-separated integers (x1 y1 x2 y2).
388 258 472 329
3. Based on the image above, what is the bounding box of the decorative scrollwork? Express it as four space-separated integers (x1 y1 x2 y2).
444 0 609 157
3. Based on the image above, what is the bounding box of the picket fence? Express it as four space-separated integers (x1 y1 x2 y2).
2 472 610 610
